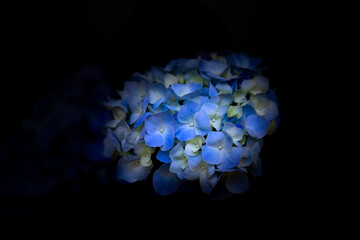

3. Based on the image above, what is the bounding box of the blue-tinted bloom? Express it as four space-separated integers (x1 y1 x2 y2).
122 124 144 152
169 142 188 174
134 142 156 167
184 135 205 157
169 141 203 176
144 111 178 151
175 102 211 141
103 120 130 156
200 102 228 131
202 131 243 170
104 51 279 196
222 122 244 147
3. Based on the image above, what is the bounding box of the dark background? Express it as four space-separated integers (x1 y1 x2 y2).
1 0 321 229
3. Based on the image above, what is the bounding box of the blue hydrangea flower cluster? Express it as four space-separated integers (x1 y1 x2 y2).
104 52 280 196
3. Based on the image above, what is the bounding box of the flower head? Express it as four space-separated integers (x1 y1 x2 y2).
104 51 280 197
144 111 178 151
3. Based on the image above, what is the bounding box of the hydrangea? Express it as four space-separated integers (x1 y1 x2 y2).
104 52 280 197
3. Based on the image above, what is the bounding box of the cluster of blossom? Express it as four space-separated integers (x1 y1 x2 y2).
104 52 280 196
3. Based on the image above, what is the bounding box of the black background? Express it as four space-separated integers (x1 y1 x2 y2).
1 0 322 230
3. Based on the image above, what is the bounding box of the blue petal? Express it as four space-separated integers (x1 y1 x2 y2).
225 171 249 194
157 150 172 163
171 83 202 99
134 112 151 128
105 128 121 154
169 160 185 174
144 132 165 147
187 154 203 171
145 115 162 135
245 115 270 139
200 102 218 116
149 83 167 107
153 163 180 195
206 131 225 148
135 127 146 144
209 83 219 97
202 146 222 164
175 124 196 142
156 111 178 132
161 127 175 151
129 113 141 124
177 102 199 123
117 155 152 183
199 59 228 78
217 147 243 170
194 112 211 136
186 96 209 105
216 83 233 94
263 101 279 121
169 142 185 160
142 95 149 113
242 105 257 118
